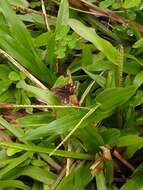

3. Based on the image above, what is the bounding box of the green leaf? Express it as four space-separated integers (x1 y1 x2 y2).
17 81 59 105
55 0 69 33
0 64 11 80
96 86 136 112
116 135 143 157
68 19 119 64
34 32 53 47
77 126 104 153
17 112 55 128
0 152 31 179
133 72 143 88
23 111 86 140
0 80 11 95
123 0 141 8
133 38 143 48
101 128 120 144
99 0 115 8
116 135 143 147
8 71 21 81
0 116 25 142
12 165 56 185
84 69 106 88
93 86 136 122
0 0 53 84
96 170 107 190
81 45 92 66
0 180 30 190
0 141 93 160
57 164 92 190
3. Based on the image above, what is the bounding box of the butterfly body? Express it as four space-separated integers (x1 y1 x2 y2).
52 82 78 105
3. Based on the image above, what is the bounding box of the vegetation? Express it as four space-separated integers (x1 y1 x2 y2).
0 0 143 189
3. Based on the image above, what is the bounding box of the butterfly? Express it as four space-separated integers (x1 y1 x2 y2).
52 82 78 105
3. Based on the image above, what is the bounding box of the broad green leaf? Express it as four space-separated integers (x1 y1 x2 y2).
9 166 56 185
23 111 86 140
96 170 107 190
133 38 143 48
0 64 11 79
77 127 104 153
0 89 15 103
133 72 143 88
96 86 136 112
22 166 56 185
131 90 143 107
17 112 55 128
0 141 93 160
81 45 92 66
68 19 119 64
85 60 115 72
0 80 11 95
99 0 115 8
0 152 31 179
101 128 120 144
8 71 21 81
57 164 92 190
17 81 59 105
0 116 25 142
93 86 136 122
123 0 141 8
0 180 30 190
116 135 143 147
136 114 143 125
34 32 53 47
116 135 143 157
55 0 69 33
84 69 106 88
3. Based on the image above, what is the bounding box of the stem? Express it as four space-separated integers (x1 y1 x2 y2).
0 48 48 90
41 0 51 31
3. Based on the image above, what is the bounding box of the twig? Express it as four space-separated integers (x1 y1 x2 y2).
11 3 56 20
41 0 51 31
113 149 135 172
52 167 66 190
66 142 72 176
52 162 76 190
0 48 48 90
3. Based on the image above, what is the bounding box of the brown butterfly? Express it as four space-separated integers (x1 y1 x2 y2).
52 82 78 105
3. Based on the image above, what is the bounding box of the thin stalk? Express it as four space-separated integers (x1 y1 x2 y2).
41 0 51 31
113 149 135 172
0 103 90 110
117 45 124 87
11 3 56 20
116 45 124 128
0 48 48 90
66 142 72 176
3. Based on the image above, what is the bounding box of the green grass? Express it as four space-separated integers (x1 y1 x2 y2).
0 0 143 189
